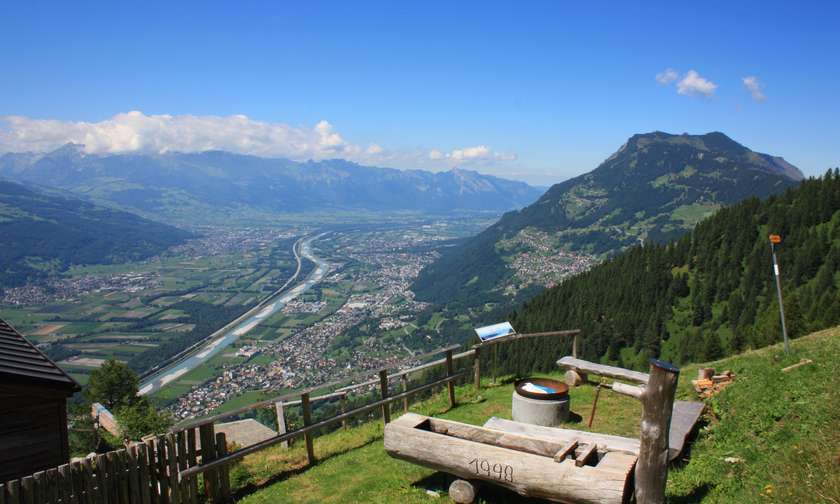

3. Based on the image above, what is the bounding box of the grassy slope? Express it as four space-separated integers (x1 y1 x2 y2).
236 327 840 503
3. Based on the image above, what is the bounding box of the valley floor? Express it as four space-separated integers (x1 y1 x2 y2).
228 326 840 503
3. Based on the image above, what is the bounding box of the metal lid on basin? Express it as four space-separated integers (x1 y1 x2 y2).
514 377 569 401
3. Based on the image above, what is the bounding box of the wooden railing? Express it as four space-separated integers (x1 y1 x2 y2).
1 330 580 504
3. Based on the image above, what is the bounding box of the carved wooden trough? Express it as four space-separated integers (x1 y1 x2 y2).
384 412 637 504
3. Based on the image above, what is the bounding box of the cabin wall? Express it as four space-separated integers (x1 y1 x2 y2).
0 382 70 481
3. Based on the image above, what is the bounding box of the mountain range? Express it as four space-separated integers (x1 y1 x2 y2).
412 132 804 307
0 146 544 219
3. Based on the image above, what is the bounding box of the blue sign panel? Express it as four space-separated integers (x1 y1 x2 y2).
474 321 515 342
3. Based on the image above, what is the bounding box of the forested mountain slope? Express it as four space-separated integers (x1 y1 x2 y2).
413 132 803 308
504 170 840 372
0 180 191 287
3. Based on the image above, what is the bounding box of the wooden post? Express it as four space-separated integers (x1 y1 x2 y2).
301 393 316 466
572 333 579 358
587 383 602 428
137 443 152 504
165 435 180 504
175 432 188 503
339 392 348 430
215 433 231 503
186 428 199 504
19 477 33 504
7 480 20 504
634 359 680 504
445 350 456 407
378 370 391 424
473 346 481 391
198 424 218 501
401 373 409 413
274 401 289 448
492 344 498 384
144 439 157 504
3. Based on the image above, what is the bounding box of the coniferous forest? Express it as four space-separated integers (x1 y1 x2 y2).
504 169 840 372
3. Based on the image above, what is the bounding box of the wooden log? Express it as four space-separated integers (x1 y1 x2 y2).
634 359 680 504
274 401 289 448
575 443 597 467
697 368 714 380
401 373 409 413
552 440 578 463
610 382 644 400
449 479 481 504
214 433 231 503
557 356 650 384
572 333 579 359
301 393 316 466
385 414 634 504
378 370 391 424
445 350 456 407
564 370 584 387
483 417 640 456
473 346 481 391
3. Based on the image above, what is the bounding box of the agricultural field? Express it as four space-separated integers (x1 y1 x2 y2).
0 226 302 380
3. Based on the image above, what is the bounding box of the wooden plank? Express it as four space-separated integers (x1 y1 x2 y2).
198 425 217 501
186 429 199 504
6 480 20 504
155 440 169 504
95 454 110 504
119 450 132 504
378 370 391 424
610 381 645 399
445 350 456 407
552 440 578 463
165 435 180 504
634 360 679 504
71 462 85 504
0 483 5 504
384 413 632 504
483 417 641 456
136 443 152 504
175 432 188 501
144 439 157 504
575 443 597 467
668 401 705 460
32 472 45 504
557 356 650 384
20 476 33 504
128 445 142 504
473 346 481 391
81 459 96 504
214 433 231 503
274 401 289 448
58 465 74 504
301 393 315 465
46 468 59 504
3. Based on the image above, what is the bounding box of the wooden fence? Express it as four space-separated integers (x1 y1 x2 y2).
1 330 580 504
0 429 227 504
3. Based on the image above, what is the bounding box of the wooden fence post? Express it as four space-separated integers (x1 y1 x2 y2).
165 435 180 504
198 424 218 502
401 373 409 413
340 392 348 430
215 433 231 503
137 443 152 504
20 476 33 504
186 428 199 504
445 350 456 407
379 370 391 424
572 333 579 359
7 480 20 504
634 359 680 504
301 393 316 466
144 439 157 504
274 401 289 448
473 346 481 392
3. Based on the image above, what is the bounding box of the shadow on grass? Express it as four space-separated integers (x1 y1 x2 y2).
412 472 554 503
232 434 383 501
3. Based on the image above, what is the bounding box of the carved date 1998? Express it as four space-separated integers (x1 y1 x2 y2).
468 458 514 482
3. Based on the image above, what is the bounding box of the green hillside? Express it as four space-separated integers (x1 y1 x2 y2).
226 326 840 503
0 180 192 287
413 132 802 309
504 169 840 373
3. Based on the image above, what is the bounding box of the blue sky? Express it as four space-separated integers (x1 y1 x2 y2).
1 1 838 185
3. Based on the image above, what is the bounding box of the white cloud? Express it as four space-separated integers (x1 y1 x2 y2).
0 111 517 172
742 76 766 101
676 70 718 97
655 68 679 85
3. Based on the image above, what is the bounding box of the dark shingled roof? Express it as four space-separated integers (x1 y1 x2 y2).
0 318 80 392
